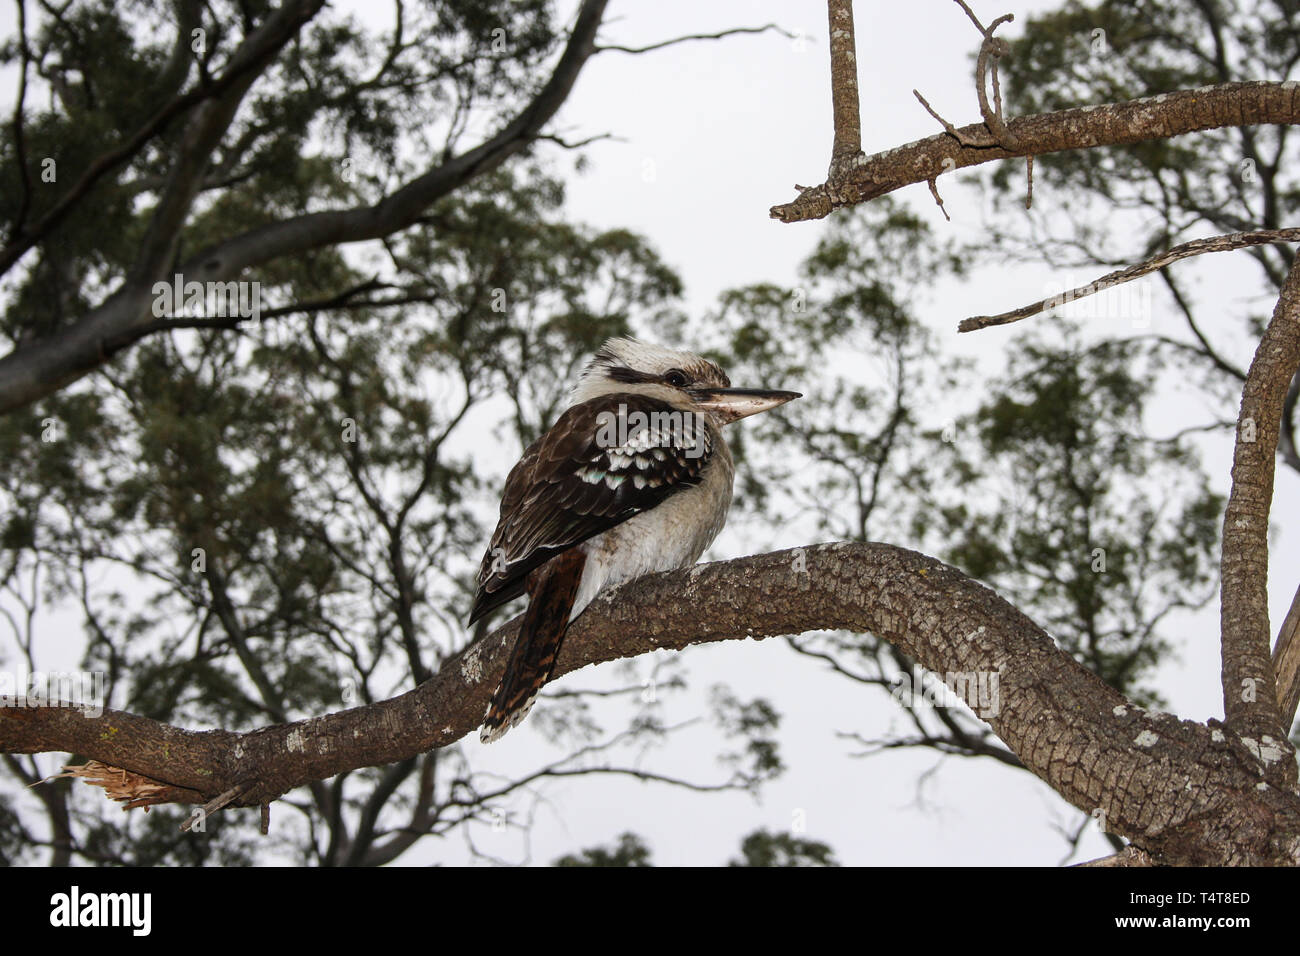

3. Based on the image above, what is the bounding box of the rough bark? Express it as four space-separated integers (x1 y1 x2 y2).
826 0 863 178
4 543 1299 865
1219 254 1300 765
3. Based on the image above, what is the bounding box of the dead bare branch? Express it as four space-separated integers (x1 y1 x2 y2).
926 178 951 222
912 89 980 147
595 23 795 55
179 783 248 832
959 228 1300 333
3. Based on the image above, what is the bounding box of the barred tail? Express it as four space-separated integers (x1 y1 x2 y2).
480 549 586 743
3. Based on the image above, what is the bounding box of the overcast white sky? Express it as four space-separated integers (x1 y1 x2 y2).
2 0 1296 867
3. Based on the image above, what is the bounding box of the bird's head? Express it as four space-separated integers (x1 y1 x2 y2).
571 337 800 424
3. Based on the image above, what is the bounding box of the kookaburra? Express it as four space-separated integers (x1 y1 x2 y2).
469 337 800 742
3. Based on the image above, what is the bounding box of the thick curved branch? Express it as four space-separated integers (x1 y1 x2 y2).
4 543 1299 864
770 82 1300 223
1220 254 1300 759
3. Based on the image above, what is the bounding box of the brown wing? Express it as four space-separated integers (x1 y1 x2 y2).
468 393 713 624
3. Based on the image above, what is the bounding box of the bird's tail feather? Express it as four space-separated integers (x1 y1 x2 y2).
480 549 586 743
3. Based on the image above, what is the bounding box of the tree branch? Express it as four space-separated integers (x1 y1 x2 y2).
959 228 1300 333
826 0 863 178
594 23 794 55
1220 254 1300 766
179 0 610 285
4 543 1299 864
770 82 1300 223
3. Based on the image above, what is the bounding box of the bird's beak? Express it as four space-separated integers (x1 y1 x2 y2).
689 387 801 424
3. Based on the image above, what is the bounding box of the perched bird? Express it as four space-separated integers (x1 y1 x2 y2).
469 337 800 743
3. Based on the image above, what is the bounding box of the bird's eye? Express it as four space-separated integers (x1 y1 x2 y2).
664 368 689 388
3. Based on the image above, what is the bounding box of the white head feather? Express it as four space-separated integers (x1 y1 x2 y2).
569 337 730 406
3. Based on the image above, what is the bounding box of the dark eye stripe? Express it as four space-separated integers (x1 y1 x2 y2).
606 366 657 384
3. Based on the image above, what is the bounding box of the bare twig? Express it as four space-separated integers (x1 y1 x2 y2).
913 89 985 147
180 784 248 832
533 131 620 150
595 23 795 55
934 1 1018 147
959 228 1300 333
972 13 1017 146
927 179 951 222
951 0 987 32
